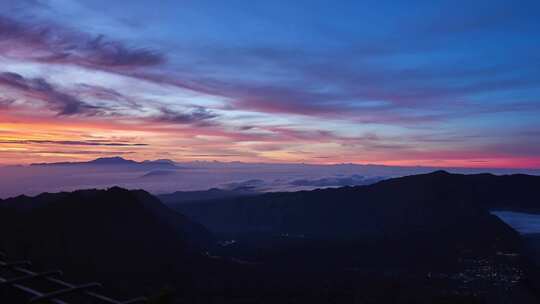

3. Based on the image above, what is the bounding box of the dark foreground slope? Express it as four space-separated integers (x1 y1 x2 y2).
1 172 539 303
168 171 540 303
158 188 253 206
0 187 213 298
173 171 540 239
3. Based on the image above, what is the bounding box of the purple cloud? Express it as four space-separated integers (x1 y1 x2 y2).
0 98 15 108
153 107 218 125
0 139 147 147
3 12 536 128
0 16 164 69
0 72 100 115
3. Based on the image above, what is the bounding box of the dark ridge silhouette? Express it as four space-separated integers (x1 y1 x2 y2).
163 171 540 303
172 171 540 238
30 157 180 169
158 188 254 206
87 156 139 165
1 171 540 303
0 187 213 298
30 156 137 166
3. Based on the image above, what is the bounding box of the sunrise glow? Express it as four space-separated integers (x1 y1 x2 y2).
1 1 539 169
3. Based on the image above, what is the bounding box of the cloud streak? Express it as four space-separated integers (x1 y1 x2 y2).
0 1 539 168
0 16 165 69
153 107 218 125
0 72 100 115
0 139 147 147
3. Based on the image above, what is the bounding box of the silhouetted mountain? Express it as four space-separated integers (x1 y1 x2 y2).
30 156 179 169
89 156 139 165
165 171 540 303
31 156 135 166
173 171 540 239
0 187 213 296
158 188 254 206
2 172 539 303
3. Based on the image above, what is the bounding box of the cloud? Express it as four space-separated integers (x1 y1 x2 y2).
83 34 164 67
0 3 539 167
73 84 144 111
2 11 537 128
222 179 266 192
0 72 100 115
184 154 244 157
0 98 15 108
0 14 467 125
153 106 218 125
290 175 385 187
0 139 147 147
0 70 219 127
208 52 540 125
0 16 165 69
12 150 137 155
76 84 125 101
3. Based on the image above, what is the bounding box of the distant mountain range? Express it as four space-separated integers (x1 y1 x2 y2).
26 156 540 174
30 156 179 168
1 155 536 199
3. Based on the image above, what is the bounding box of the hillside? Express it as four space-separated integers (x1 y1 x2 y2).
1 172 539 303
165 171 540 302
158 188 254 206
172 171 540 239
0 187 213 296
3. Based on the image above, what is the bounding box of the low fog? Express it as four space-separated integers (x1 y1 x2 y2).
1 159 539 198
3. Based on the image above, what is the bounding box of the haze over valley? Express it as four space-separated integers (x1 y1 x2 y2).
1 156 539 199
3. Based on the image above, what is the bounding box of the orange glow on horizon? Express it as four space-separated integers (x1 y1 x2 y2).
0 111 539 170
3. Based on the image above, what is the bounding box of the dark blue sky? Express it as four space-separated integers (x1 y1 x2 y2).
0 0 539 167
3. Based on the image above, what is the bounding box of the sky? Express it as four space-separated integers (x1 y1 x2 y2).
0 0 539 168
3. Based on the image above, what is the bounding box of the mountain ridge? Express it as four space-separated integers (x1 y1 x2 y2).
29 156 179 168
0 187 214 296
1 171 539 302
171 171 540 238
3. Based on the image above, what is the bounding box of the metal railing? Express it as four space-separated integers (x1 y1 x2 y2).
0 251 147 304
